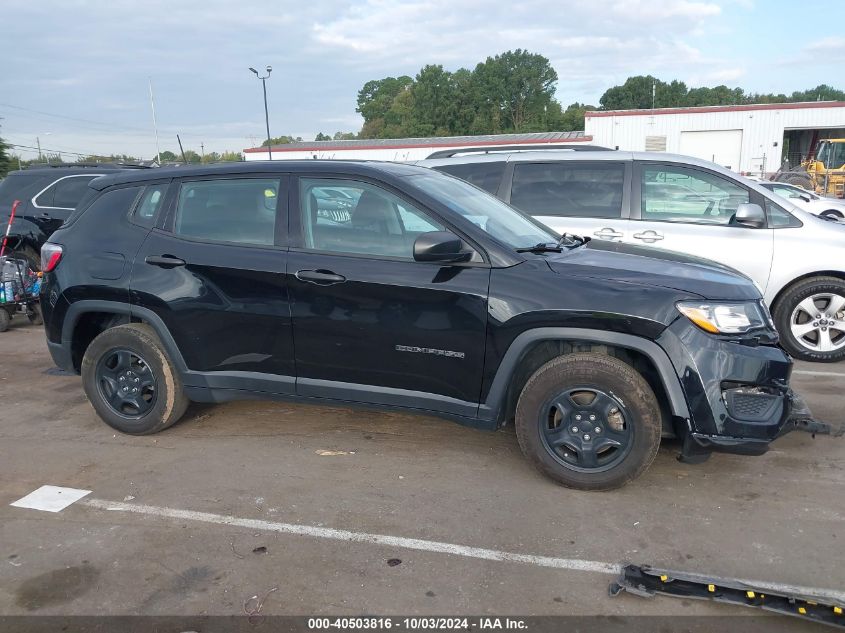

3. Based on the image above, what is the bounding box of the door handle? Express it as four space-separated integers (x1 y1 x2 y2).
145 255 186 268
295 269 347 285
632 230 664 243
593 227 624 239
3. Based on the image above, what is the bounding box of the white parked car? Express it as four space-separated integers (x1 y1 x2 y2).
420 149 845 362
757 181 845 220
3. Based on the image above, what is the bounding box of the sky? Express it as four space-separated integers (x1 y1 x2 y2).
2 0 844 161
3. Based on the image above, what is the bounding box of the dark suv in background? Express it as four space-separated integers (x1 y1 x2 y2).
39 161 824 490
0 164 144 269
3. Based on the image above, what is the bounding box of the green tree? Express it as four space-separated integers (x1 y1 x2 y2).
600 75 663 110
555 102 596 131
788 84 845 102
333 131 357 140
261 135 302 146
472 49 559 131
356 76 413 124
0 136 12 177
315 132 331 141
181 150 201 164
201 151 221 164
219 151 244 162
410 64 456 136
685 85 745 106
158 150 178 162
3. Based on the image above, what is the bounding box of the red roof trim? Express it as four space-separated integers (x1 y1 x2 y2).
585 101 845 118
243 135 594 153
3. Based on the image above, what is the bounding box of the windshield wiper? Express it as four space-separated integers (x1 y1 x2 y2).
516 233 588 253
557 232 587 247
515 242 562 253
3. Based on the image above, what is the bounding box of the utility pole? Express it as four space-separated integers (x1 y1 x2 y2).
652 81 656 110
148 78 162 165
36 137 42 161
200 142 205 162
249 66 273 160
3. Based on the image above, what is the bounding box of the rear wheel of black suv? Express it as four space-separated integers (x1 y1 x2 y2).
773 276 845 363
81 323 188 435
515 353 662 491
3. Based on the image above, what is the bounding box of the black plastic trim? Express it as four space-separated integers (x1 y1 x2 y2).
298 377 478 418
480 327 690 421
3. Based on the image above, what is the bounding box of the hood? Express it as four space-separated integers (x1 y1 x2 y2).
543 239 760 301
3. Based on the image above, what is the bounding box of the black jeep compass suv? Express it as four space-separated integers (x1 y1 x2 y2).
39 161 818 490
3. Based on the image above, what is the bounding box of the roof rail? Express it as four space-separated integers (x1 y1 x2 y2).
425 144 614 159
24 162 153 170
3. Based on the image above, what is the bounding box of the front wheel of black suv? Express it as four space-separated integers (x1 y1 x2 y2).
515 353 662 491
773 276 845 363
81 323 189 435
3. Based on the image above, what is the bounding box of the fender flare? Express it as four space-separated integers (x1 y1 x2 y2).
479 327 690 421
61 300 190 373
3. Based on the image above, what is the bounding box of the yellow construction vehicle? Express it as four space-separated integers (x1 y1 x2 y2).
774 138 845 198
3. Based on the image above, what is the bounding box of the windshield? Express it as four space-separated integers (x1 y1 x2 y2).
408 172 558 249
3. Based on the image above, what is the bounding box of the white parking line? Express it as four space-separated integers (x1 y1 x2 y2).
793 369 845 378
83 498 619 574
82 498 845 603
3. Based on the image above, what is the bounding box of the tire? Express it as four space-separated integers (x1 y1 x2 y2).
779 173 813 190
10 245 41 273
773 277 845 362
27 303 43 326
81 323 189 434
0 308 10 332
514 353 662 491
820 210 844 220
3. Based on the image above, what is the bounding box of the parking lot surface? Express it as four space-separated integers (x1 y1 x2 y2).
1 320 843 628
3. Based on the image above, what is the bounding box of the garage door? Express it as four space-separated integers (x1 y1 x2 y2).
679 129 743 171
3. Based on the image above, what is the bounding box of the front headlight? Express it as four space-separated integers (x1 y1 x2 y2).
677 301 768 334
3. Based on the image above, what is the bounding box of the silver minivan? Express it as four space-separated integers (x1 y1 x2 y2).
420 149 845 362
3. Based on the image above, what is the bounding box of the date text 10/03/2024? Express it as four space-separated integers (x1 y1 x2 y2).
307 618 528 630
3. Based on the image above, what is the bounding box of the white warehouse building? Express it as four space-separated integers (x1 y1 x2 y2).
585 101 845 175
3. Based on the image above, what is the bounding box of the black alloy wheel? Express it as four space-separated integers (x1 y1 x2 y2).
540 386 633 472
95 348 158 417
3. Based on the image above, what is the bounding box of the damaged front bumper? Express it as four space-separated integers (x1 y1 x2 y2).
683 390 843 461
657 320 842 462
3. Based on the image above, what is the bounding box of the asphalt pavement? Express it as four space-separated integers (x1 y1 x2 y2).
1 321 842 630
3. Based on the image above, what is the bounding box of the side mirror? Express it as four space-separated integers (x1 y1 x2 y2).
413 231 473 263
733 203 766 229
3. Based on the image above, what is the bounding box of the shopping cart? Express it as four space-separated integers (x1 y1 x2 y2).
0 255 42 332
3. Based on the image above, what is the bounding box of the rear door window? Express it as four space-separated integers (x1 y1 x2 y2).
35 175 100 209
510 162 625 218
433 162 506 194
640 165 749 225
174 178 280 246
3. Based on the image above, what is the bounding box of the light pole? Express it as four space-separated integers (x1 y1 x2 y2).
249 66 273 160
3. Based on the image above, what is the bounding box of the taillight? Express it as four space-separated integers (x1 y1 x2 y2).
41 243 63 273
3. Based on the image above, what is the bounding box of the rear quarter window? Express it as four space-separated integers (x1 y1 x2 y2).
52 176 98 208
63 186 142 227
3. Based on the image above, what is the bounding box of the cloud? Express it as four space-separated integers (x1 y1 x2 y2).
805 37 845 54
